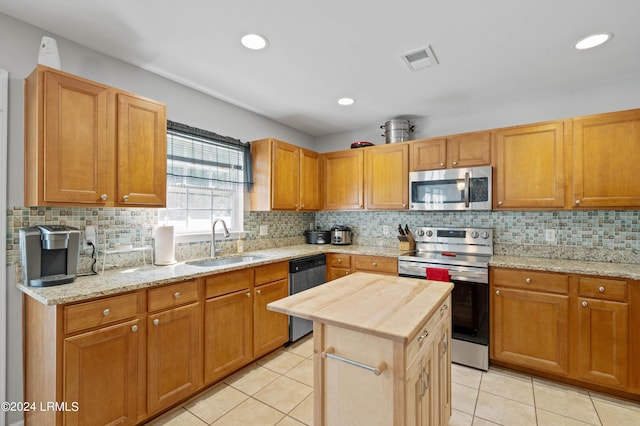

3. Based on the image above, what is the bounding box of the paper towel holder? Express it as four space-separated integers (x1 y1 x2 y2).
154 225 177 265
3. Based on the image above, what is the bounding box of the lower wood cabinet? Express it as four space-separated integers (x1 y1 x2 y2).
147 302 202 413
204 269 254 384
63 320 140 426
491 267 638 399
326 253 397 281
253 269 289 358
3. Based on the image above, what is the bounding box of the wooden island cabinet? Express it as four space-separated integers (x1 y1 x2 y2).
268 272 453 426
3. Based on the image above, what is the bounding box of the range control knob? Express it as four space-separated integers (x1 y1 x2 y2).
471 231 479 238
416 229 425 237
425 230 434 237
480 231 490 239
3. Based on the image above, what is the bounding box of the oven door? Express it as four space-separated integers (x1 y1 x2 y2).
409 166 492 211
450 279 489 346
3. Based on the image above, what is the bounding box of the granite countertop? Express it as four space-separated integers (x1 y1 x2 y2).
267 272 453 342
490 255 640 280
18 244 409 306
18 243 640 306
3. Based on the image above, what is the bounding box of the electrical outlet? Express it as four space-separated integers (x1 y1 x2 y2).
259 225 268 236
310 222 315 230
383 225 389 235
545 229 556 243
85 225 97 247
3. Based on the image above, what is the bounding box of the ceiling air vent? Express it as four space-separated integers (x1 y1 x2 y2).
402 45 439 71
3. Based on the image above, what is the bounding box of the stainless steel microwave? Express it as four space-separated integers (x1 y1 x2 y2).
409 166 492 211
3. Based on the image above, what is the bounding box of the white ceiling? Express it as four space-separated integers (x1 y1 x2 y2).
1 0 639 137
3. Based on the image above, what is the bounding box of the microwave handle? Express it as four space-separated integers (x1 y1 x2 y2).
464 172 470 208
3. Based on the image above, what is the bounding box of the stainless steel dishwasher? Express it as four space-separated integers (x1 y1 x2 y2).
288 254 327 342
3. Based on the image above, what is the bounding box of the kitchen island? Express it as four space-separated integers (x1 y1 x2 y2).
268 272 453 426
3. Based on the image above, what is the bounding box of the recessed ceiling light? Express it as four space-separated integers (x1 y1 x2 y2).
337 97 355 106
574 33 612 50
241 33 268 50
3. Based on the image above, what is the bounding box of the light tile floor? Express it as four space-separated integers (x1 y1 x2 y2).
150 334 640 425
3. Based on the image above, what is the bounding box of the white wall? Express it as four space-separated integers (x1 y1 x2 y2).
0 11 314 425
314 75 640 152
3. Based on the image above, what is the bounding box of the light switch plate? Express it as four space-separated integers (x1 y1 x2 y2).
259 225 268 236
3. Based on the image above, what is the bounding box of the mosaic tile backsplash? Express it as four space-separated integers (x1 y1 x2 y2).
6 207 640 274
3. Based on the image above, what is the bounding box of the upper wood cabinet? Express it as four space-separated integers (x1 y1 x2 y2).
250 138 320 211
410 131 491 171
324 144 408 210
24 65 166 207
364 143 409 210
571 109 640 208
323 149 364 210
493 121 565 209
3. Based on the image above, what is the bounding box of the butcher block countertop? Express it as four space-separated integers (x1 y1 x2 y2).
267 272 453 343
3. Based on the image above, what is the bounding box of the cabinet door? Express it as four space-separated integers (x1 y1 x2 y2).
365 144 409 210
323 150 364 210
253 279 289 358
299 147 321 211
448 131 491 168
572 109 640 208
271 140 300 210
578 297 628 387
42 69 110 205
410 138 447 171
116 93 166 207
494 122 565 209
492 287 569 375
436 320 451 426
406 347 434 426
204 290 253 384
148 302 201 413
64 320 140 426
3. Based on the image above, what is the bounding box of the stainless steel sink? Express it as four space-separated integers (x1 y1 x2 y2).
186 255 262 267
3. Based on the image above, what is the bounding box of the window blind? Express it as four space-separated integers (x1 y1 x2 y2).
166 120 252 191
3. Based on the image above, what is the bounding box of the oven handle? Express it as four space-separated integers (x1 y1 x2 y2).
464 171 470 208
398 267 488 284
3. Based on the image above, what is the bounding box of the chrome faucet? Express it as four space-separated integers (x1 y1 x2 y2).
211 218 230 258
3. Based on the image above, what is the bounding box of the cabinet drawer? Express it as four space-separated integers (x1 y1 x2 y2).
492 268 568 294
148 280 199 312
579 277 627 302
206 269 253 299
328 254 351 268
352 255 398 275
64 293 139 334
406 297 451 367
255 261 288 286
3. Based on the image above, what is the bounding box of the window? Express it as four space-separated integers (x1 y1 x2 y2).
161 121 251 236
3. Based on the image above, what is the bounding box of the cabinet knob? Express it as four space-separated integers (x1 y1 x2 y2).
101 194 108 201
153 319 160 326
453 161 458 166
525 278 532 284
498 201 503 206
337 258 342 263
495 290 500 295
131 325 138 332
174 292 181 299
372 262 377 267
582 301 588 307
598 286 605 293
301 204 304 208
439 162 445 167
575 200 581 205
246 292 251 298
123 195 129 201
256 289 262 295
103 308 110 316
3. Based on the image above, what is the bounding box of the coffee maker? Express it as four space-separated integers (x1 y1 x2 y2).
19 225 81 287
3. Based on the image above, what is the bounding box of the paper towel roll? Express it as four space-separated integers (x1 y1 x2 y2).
154 225 176 265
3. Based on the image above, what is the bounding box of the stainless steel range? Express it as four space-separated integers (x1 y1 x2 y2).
398 227 493 370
